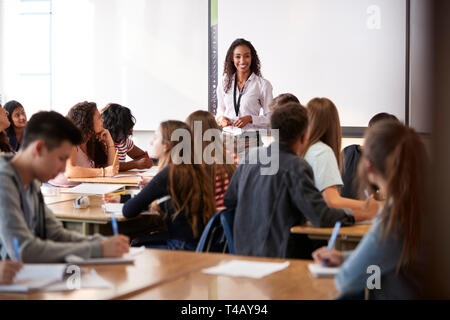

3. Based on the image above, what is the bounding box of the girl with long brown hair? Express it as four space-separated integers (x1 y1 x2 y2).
109 120 216 250
302 97 379 221
186 110 236 211
312 120 427 299
49 101 119 187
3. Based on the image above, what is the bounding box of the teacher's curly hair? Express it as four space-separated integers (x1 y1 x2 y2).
223 38 262 93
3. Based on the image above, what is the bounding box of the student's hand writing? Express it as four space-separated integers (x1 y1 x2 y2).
312 247 344 267
102 194 121 203
138 176 151 190
0 260 23 284
104 164 119 177
233 115 252 128
362 196 381 220
100 235 130 258
135 157 153 169
217 116 233 127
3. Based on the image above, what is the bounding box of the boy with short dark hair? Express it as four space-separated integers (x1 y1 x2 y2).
0 111 129 262
224 103 355 258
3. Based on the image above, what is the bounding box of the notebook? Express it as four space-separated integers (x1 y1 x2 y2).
61 183 125 195
308 264 340 278
0 264 67 293
65 246 145 265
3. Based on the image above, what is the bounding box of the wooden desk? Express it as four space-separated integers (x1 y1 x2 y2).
47 195 158 237
290 223 371 250
68 175 142 187
0 250 337 300
127 254 338 300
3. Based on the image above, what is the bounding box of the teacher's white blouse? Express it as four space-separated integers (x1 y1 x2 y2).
216 73 273 131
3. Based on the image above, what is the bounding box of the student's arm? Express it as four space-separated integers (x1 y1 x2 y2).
0 179 103 262
122 166 170 218
335 218 402 296
64 147 103 178
288 164 355 227
223 165 242 210
250 80 273 128
119 145 153 171
322 186 380 221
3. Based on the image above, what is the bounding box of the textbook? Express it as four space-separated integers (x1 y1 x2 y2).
61 183 125 195
308 263 340 278
0 264 67 293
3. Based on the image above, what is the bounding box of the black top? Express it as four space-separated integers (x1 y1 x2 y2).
224 143 355 258
122 166 204 243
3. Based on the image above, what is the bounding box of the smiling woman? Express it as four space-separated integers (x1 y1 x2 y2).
4 100 27 151
0 105 14 153
216 38 273 157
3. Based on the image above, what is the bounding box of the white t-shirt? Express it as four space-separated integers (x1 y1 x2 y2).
304 141 343 192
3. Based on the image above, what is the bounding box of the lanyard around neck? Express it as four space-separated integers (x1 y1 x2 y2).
233 76 246 117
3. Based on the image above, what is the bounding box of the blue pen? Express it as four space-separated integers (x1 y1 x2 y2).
111 215 119 236
323 221 342 266
13 237 21 261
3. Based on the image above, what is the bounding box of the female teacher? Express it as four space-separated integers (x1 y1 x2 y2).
216 38 273 152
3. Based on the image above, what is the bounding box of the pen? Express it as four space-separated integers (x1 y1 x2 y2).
104 190 126 198
13 237 20 261
364 189 370 199
323 221 341 267
111 215 119 236
145 151 150 159
112 150 118 168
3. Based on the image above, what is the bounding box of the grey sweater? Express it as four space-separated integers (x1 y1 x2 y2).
0 154 104 263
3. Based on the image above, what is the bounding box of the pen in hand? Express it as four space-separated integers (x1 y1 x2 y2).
323 221 341 267
111 215 119 236
13 237 21 261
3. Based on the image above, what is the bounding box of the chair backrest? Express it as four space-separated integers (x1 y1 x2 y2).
341 144 362 199
196 209 235 253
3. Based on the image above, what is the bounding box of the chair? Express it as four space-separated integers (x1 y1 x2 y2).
196 209 235 254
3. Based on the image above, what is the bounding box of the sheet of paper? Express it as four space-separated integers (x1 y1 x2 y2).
202 260 290 279
44 270 113 291
102 203 124 213
308 264 340 278
64 247 144 265
0 278 59 293
113 174 138 178
61 183 125 195
138 166 159 177
354 219 374 225
222 126 242 136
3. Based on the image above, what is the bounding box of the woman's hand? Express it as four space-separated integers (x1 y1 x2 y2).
104 163 119 177
233 115 252 128
103 194 121 203
362 196 381 220
217 116 233 127
97 129 114 146
312 247 344 267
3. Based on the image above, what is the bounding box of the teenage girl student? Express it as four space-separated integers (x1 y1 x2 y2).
107 120 215 250
101 103 153 171
0 105 14 153
4 100 27 151
186 110 236 211
312 120 427 299
301 98 379 222
49 101 119 187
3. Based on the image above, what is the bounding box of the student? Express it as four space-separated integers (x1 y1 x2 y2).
224 103 356 258
0 111 130 262
302 98 379 221
268 93 300 112
312 120 426 299
49 101 119 187
341 112 399 199
216 38 273 154
0 105 14 153
107 121 215 251
186 110 236 211
0 260 22 284
4 100 27 151
101 103 153 171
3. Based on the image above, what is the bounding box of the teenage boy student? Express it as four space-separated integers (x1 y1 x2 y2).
0 111 130 262
224 103 359 258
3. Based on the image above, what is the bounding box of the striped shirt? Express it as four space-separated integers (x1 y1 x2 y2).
215 153 238 211
115 138 134 162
